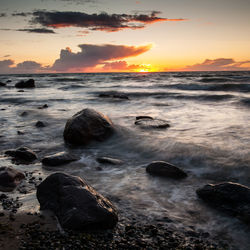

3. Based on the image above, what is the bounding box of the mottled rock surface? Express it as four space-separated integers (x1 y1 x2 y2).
37 173 118 230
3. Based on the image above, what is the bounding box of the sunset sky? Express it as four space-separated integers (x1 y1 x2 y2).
0 0 250 73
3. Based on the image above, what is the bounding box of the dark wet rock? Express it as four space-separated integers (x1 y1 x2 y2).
99 93 129 100
136 115 153 120
18 90 25 92
0 166 25 192
146 161 187 179
5 147 37 164
42 152 80 166
38 104 48 109
197 182 250 224
35 121 45 127
20 111 28 117
37 172 118 230
63 108 114 145
135 117 170 129
15 79 35 88
0 82 6 87
17 130 25 135
96 157 123 165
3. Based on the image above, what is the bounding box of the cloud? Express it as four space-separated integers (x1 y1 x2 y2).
0 28 55 34
3 55 11 58
0 43 152 73
0 60 14 73
0 60 45 73
51 43 152 71
17 28 56 34
15 61 42 71
183 58 250 71
28 10 186 32
102 61 140 71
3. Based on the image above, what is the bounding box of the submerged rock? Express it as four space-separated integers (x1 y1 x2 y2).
99 93 129 100
0 82 6 87
37 172 118 230
135 117 170 129
5 147 37 164
42 152 80 166
146 161 187 179
197 182 250 224
0 167 25 192
35 121 45 128
15 79 35 88
63 108 114 145
38 104 48 109
96 157 123 165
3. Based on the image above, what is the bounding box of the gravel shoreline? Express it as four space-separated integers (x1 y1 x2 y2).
0 173 229 250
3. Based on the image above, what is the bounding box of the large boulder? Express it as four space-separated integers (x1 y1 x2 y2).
15 79 35 88
0 166 25 192
36 173 118 230
196 182 250 224
63 108 114 145
42 152 80 166
146 161 187 179
5 147 37 164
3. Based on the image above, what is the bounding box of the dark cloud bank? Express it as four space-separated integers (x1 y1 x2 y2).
10 10 186 33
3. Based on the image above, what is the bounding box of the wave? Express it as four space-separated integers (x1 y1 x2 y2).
155 83 250 92
94 90 233 102
239 98 250 107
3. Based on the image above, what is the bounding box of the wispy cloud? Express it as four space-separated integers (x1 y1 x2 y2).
183 58 250 71
17 28 56 34
0 28 55 34
26 10 186 32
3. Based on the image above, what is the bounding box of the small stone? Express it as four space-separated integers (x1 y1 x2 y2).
35 121 45 128
146 161 187 179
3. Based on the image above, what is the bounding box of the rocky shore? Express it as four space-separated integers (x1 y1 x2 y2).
0 80 249 249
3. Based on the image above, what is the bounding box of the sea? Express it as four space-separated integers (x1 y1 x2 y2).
0 71 250 249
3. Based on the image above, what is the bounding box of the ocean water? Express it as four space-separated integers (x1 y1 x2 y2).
0 71 250 249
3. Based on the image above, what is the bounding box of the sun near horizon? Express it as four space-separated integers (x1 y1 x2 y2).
0 0 250 74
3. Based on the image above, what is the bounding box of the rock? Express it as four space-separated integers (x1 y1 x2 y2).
0 167 25 192
0 82 6 87
196 182 250 224
5 147 37 164
15 79 35 88
38 104 48 109
17 130 25 135
63 108 114 145
96 157 123 165
135 117 170 129
35 121 45 127
99 93 129 100
20 111 28 117
6 80 11 83
18 90 25 92
36 172 118 230
136 116 153 120
146 161 187 179
42 152 80 166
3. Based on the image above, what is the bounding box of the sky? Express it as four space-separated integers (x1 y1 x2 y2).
0 0 250 73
